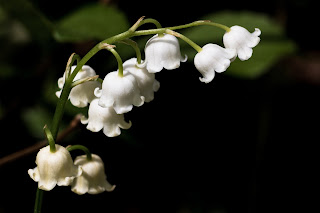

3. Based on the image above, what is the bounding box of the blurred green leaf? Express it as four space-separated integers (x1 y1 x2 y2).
0 63 15 79
54 4 129 42
0 0 53 42
227 40 296 79
0 5 7 23
22 105 53 138
181 11 285 46
180 11 297 79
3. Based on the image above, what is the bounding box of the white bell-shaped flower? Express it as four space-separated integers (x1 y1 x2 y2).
194 43 236 83
123 58 160 102
223 26 261 61
143 33 187 73
71 154 116 195
95 70 144 114
56 65 101 107
28 144 82 191
81 99 132 137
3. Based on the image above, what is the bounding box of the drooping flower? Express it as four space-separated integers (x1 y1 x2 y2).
143 33 187 73
95 70 144 114
223 26 261 61
81 98 132 137
194 43 236 83
28 144 82 191
123 58 160 102
71 154 116 195
56 65 101 107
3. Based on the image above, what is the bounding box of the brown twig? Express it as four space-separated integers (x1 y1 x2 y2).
0 114 82 167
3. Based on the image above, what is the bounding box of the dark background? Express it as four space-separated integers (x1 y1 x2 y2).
0 0 318 213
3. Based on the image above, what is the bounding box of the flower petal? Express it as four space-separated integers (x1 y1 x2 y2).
71 175 90 195
153 80 160 92
113 104 133 115
119 120 132 130
38 179 57 191
180 54 188 62
28 167 40 182
238 46 253 61
199 68 216 83
144 33 185 73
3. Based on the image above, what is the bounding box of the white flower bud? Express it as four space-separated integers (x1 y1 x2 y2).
28 145 82 191
143 33 187 73
71 154 116 195
223 26 261 61
81 99 132 137
56 65 101 107
95 71 144 114
123 58 160 102
194 44 236 83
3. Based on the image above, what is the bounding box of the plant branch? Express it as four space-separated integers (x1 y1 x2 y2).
0 114 82 167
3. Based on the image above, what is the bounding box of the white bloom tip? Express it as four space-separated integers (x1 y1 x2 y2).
55 91 61 98
94 87 102 98
136 60 147 69
107 184 116 192
254 28 261 37
80 115 89 124
181 54 188 62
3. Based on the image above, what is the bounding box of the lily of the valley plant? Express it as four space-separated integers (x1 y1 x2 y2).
28 16 261 213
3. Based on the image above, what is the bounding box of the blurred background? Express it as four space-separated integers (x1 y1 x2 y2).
0 0 318 213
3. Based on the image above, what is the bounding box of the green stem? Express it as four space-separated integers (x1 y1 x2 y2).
71 75 99 88
128 16 145 32
110 48 123 77
65 53 81 79
132 20 230 37
34 188 43 213
67 145 92 161
99 45 124 77
43 125 56 153
50 83 72 139
166 29 202 52
139 18 162 29
120 39 142 64
170 20 230 32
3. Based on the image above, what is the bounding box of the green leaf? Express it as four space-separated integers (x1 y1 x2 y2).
0 63 15 79
54 4 129 42
202 11 285 38
22 105 53 138
227 40 297 79
0 0 53 42
179 11 297 79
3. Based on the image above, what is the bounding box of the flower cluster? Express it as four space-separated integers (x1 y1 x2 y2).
195 26 261 83
56 25 260 137
29 17 261 201
57 35 184 137
28 144 115 194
